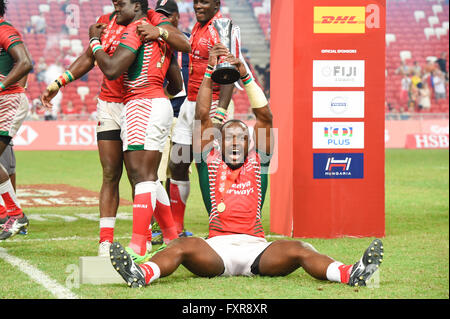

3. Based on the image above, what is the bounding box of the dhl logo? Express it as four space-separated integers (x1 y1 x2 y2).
314 6 380 34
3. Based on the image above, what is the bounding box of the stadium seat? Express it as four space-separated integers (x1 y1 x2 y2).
434 27 447 39
428 16 440 28
386 33 397 47
414 10 426 23
77 86 90 102
424 27 436 39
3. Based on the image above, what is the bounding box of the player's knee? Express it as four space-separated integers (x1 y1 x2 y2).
102 164 122 184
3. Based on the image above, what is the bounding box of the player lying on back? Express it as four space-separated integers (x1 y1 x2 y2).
108 44 384 288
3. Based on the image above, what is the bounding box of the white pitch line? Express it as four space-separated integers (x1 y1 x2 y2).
0 247 79 299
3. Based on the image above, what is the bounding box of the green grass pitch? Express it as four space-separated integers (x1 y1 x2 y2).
0 149 448 299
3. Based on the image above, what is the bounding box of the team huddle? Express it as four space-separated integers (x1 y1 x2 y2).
0 0 383 289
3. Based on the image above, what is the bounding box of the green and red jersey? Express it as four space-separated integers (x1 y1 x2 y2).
118 17 173 103
97 10 171 103
0 18 25 96
196 147 271 239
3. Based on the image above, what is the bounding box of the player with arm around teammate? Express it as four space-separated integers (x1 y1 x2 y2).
108 44 384 288
39 0 189 256
89 0 184 263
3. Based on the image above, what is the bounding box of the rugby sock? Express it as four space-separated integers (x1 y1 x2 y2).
0 179 23 217
99 217 116 243
0 205 7 219
326 261 352 284
139 261 161 285
154 181 178 243
169 179 190 233
0 197 7 219
129 181 157 256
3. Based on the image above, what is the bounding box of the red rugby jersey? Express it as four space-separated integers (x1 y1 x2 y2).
118 17 173 103
188 11 224 102
97 10 171 103
0 18 25 95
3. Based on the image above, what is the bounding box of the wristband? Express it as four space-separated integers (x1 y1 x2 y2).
51 70 75 91
158 27 169 40
212 107 227 124
0 82 6 91
204 69 213 79
240 73 252 85
89 38 103 55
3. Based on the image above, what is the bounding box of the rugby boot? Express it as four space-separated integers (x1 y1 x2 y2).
110 242 146 288
125 246 150 264
348 238 384 287
0 213 29 240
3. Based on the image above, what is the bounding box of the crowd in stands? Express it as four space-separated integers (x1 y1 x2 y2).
3 0 448 121
385 0 449 118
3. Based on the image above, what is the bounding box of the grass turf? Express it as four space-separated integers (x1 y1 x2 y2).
0 149 447 299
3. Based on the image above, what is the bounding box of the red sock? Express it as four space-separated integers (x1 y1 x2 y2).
99 217 116 243
1 192 23 217
139 261 161 285
129 182 157 256
338 264 353 284
0 204 7 219
169 180 190 233
155 182 178 242
154 200 178 243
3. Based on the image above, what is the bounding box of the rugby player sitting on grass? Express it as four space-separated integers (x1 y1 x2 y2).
108 44 384 288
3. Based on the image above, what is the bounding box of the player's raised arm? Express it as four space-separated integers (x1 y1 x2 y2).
194 43 229 153
228 54 273 155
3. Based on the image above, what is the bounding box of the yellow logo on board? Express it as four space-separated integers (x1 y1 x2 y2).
314 7 366 34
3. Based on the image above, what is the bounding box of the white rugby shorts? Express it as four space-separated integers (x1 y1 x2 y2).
204 234 271 277
0 93 29 138
96 98 124 133
121 98 173 152
172 99 220 146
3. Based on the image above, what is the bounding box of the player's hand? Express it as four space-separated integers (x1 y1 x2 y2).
225 54 247 77
137 22 160 42
40 86 59 109
208 43 229 67
89 23 106 39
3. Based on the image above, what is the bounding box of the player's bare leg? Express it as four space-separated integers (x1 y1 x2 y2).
257 238 384 286
0 140 28 240
110 237 224 287
97 138 123 255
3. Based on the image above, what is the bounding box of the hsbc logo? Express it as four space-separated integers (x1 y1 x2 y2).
314 153 364 179
13 125 39 146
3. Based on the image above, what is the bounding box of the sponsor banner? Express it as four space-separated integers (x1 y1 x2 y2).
13 121 98 151
313 91 365 118
405 134 449 149
385 119 449 148
313 60 365 87
313 122 364 149
313 153 364 179
314 6 366 34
